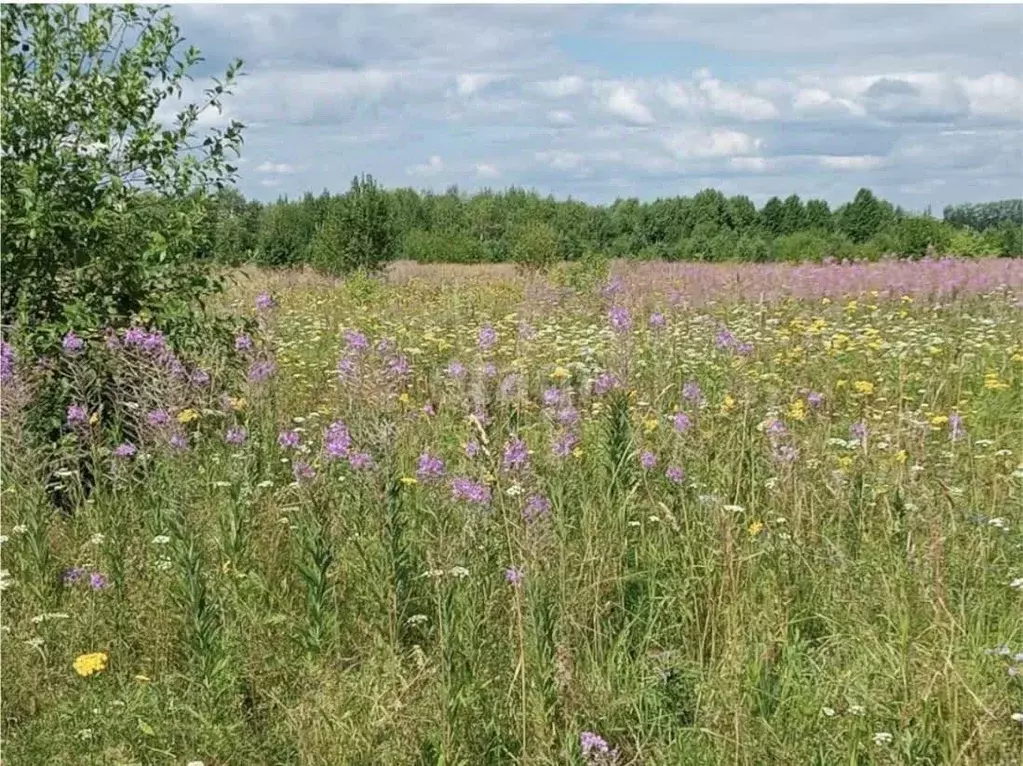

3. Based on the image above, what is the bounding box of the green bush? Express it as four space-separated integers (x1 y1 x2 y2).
509 221 561 273
310 175 398 276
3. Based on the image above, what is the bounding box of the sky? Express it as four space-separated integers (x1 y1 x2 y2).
169 3 1023 210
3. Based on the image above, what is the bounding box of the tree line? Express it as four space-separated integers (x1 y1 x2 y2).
206 178 1023 274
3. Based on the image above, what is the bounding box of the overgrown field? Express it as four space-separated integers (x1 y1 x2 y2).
3 259 1023 765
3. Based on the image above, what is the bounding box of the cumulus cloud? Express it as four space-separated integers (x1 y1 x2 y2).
409 155 445 176
601 84 655 125
665 129 762 159
537 75 586 98
817 155 886 171
256 161 296 174
475 162 500 178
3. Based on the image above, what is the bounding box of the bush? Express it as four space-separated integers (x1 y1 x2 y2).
509 221 561 273
310 175 397 276
402 229 484 264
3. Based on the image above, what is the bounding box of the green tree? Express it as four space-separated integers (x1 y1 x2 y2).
805 199 833 231
309 175 397 275
781 194 806 235
759 196 786 237
509 220 560 273
838 188 892 244
1 3 244 351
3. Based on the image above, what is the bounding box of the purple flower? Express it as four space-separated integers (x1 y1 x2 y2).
422 403 436 417
649 312 666 330
666 465 686 484
477 324 497 351
247 360 276 383
446 360 466 380
225 426 247 445
949 412 966 442
62 566 86 584
292 461 316 481
344 329 369 352
113 442 137 459
417 451 446 481
523 494 551 522
123 327 146 346
376 338 395 355
387 355 410 378
166 356 187 379
103 329 121 350
682 381 704 405
807 391 825 409
600 277 623 298
141 331 166 354
672 412 692 433
67 404 88 426
188 368 210 387
62 331 85 354
772 444 799 464
504 566 524 585
278 430 301 449
146 409 170 427
608 306 632 333
168 432 188 451
592 372 620 396
502 437 530 472
640 450 657 470
323 421 351 459
255 292 276 310
482 362 498 379
0 340 14 381
556 407 580 427
89 572 109 590
451 476 491 505
235 333 253 351
850 421 868 445
714 329 736 351
580 731 617 761
348 451 375 471
765 419 787 438
337 354 359 379
465 439 480 458
552 431 578 458
542 387 565 408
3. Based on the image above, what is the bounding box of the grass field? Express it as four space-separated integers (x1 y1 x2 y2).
2 258 1023 765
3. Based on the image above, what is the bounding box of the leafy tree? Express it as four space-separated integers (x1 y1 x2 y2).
1 4 244 352
805 199 833 231
838 188 893 244
759 196 786 237
309 175 397 275
509 220 560 273
781 195 806 235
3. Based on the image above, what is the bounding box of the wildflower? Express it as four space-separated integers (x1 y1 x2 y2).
549 366 570 382
682 381 704 405
482 361 498 379
123 327 146 346
422 403 436 417
0 569 12 591
665 465 685 484
152 535 171 545
451 476 491 505
714 328 736 351
278 430 301 449
949 412 966 441
853 380 875 395
348 451 375 471
62 331 85 354
523 494 551 522
499 374 520 400
417 452 446 481
672 411 692 433
464 439 480 458
592 372 620 396
850 421 868 446
323 421 351 459
649 311 666 329
344 329 369 352
765 418 787 438
1010 577 1023 590
113 442 137 459
387 355 410 378
292 461 316 482
73 652 108 677
502 437 530 472
446 360 466 379
147 409 170 427
234 333 253 351
168 432 188 451
748 521 764 537
720 394 737 414
450 566 470 579
247 360 276 383
872 732 893 745
608 306 632 333
141 331 166 354
0 340 14 381
580 731 619 763
189 369 210 387
772 444 799 464
556 407 580 427
542 387 565 408
89 573 109 590
552 431 578 458
255 292 276 310
177 409 199 425
225 426 247 446
787 399 807 422
807 391 824 409
518 321 537 340
62 567 86 585
640 450 657 470
504 566 524 585
67 404 88 426
477 324 497 351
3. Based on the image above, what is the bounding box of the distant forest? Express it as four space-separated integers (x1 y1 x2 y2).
201 180 1022 273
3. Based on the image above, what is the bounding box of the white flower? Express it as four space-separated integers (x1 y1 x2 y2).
154 558 172 572
213 481 232 488
0 569 12 591
406 614 428 626
152 535 171 545
257 480 274 488
723 505 746 513
989 517 1010 530
848 704 865 716
821 707 836 717
449 566 470 579
1010 578 1023 590
873 732 893 745
12 524 27 535
1011 712 1023 724
423 569 445 579
31 612 69 624
0 535 7 545
504 483 524 497
186 761 206 766
90 533 105 545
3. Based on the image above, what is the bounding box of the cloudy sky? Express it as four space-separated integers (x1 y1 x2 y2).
171 4 1022 210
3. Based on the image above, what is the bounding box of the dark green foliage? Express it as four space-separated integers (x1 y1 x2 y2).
309 174 397 275
837 188 895 244
943 199 1022 232
1 4 244 353
509 220 561 273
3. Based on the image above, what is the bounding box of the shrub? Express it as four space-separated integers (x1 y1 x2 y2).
309 175 397 275
509 221 561 273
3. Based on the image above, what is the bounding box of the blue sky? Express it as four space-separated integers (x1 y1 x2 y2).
169 4 1023 210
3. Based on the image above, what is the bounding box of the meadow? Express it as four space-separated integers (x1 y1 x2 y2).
2 258 1023 765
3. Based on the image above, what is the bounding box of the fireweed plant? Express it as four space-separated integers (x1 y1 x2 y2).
2 258 1023 764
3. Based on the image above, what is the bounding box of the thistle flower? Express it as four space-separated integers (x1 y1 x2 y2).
337 355 359 379
387 355 410 378
504 566 524 585
247 360 276 383
593 372 620 396
123 327 146 346
62 331 85 354
67 404 88 426
292 461 316 481
323 421 351 459
552 431 578 458
672 411 692 433
446 360 466 379
168 433 189 451
234 333 253 351
225 426 247 445
344 329 369 352
141 331 166 354
649 311 666 329
348 451 375 471
542 387 565 408
502 437 530 472
417 452 446 481
714 329 736 351
89 573 109 590
666 465 685 484
477 324 497 351
640 450 657 470
278 430 301 449
451 476 491 505
807 391 825 409
62 567 86 584
522 494 551 522
113 442 137 459
255 292 276 310
556 407 580 427
0 340 14 381
608 306 632 333
147 409 170 427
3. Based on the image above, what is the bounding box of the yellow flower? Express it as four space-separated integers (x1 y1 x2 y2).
720 394 736 415
177 408 199 424
984 373 1009 390
571 447 584 459
835 379 847 389
930 415 948 427
228 397 247 412
642 417 659 435
398 392 411 405
88 411 100 426
549 366 571 382
787 399 807 422
836 456 854 469
894 450 908 464
853 380 874 395
845 300 858 312
73 652 108 677
400 476 418 486
748 521 764 537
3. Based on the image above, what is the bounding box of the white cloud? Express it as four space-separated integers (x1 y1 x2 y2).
958 72 1023 119
547 109 575 125
696 74 779 120
537 75 585 98
535 150 585 171
665 129 762 159
456 73 501 96
256 161 296 174
602 85 655 125
729 157 774 172
817 155 886 171
409 155 445 176
475 162 500 178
